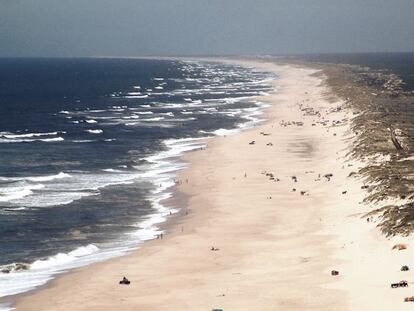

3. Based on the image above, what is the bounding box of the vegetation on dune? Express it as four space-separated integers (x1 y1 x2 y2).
321 63 414 236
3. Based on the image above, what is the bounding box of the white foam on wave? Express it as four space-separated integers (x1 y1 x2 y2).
122 115 140 120
124 94 148 99
237 102 271 130
145 137 207 164
85 119 98 124
0 136 64 143
0 131 62 139
31 245 100 270
140 117 165 122
102 168 123 173
164 117 196 122
1 137 64 143
125 122 174 128
215 128 240 136
127 191 174 241
89 116 116 120
86 129 103 134
0 243 131 299
0 62 277 307
127 137 210 243
0 184 45 202
40 137 64 142
200 98 272 138
160 112 174 117
159 103 186 109
87 109 106 113
7 171 140 208
26 172 71 182
0 172 70 183
204 107 217 112
71 139 96 143
0 173 70 203
0 137 209 304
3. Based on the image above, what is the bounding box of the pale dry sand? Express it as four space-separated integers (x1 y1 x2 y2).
10 60 414 310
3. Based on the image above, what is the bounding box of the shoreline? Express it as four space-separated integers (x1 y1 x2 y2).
8 59 349 310
7 58 414 310
1 58 275 309
0 58 272 306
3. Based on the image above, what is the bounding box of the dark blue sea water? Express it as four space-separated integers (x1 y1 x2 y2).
0 58 275 298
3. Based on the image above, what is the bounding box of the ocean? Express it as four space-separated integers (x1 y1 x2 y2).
0 58 275 300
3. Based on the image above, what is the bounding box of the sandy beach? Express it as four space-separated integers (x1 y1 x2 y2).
8 59 414 310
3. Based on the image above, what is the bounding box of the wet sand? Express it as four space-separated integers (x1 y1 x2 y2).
10 60 414 310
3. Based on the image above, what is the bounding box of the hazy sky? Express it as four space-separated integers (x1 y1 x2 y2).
1 0 413 57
